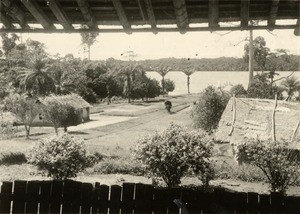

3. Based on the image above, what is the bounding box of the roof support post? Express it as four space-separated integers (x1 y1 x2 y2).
20 0 54 29
268 0 280 30
111 0 131 34
172 0 189 34
48 0 73 29
76 0 98 29
241 0 250 29
209 0 219 30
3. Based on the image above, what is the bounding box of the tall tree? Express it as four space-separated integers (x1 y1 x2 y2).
182 69 195 94
0 33 19 67
118 62 144 103
19 40 55 96
156 66 172 96
80 26 99 60
4 94 39 139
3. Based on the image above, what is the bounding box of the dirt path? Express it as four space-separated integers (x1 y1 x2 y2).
71 100 194 153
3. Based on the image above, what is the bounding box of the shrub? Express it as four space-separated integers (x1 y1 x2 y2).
164 79 175 95
91 156 144 175
229 84 247 97
191 86 230 132
134 123 214 187
0 152 27 165
236 140 300 194
29 133 93 180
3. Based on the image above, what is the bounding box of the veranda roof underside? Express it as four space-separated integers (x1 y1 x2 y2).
0 0 299 35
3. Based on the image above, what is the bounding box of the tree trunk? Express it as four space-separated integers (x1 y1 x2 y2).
162 76 165 96
88 45 91 60
187 76 190 94
25 125 30 139
54 126 58 135
248 29 254 90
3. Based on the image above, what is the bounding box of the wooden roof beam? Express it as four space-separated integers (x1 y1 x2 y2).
111 0 131 33
172 0 189 34
209 0 219 29
76 0 97 29
48 0 73 30
21 0 54 29
0 12 13 29
241 0 250 29
136 0 157 34
2 0 29 28
268 0 280 30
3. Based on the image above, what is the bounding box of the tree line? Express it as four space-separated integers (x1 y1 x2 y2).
0 33 177 104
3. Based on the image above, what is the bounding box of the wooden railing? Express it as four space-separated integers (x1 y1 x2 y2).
0 180 299 213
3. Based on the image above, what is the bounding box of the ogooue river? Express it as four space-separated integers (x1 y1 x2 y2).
146 71 300 95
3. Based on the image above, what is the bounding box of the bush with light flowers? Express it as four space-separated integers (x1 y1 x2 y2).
30 133 94 180
133 123 214 187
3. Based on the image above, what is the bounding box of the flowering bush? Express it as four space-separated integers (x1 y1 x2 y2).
236 140 300 194
30 133 94 180
134 123 214 187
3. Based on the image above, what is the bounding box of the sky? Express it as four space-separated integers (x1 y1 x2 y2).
16 27 300 61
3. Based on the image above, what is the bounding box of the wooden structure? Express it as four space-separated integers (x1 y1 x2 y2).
215 97 300 149
0 180 299 213
0 0 299 35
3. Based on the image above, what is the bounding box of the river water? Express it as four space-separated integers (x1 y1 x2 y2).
146 71 300 95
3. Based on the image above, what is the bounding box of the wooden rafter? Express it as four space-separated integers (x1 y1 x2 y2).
209 0 219 29
76 0 97 29
268 0 280 29
136 0 146 21
136 0 157 33
2 0 29 28
0 11 13 29
111 0 131 33
241 0 250 29
21 0 54 29
145 0 157 33
48 0 73 30
172 0 189 33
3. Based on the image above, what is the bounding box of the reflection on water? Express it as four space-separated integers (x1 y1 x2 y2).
146 71 299 95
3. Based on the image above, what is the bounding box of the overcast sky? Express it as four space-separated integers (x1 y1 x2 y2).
18 27 300 60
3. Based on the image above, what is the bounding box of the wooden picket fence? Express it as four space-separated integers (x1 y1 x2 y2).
0 180 300 214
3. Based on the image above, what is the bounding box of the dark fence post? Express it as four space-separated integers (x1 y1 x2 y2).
234 192 247 214
167 187 181 214
247 192 259 214
134 183 153 214
271 192 284 214
25 181 40 213
0 181 13 214
98 184 109 213
50 180 63 214
39 181 51 214
121 183 135 213
110 185 122 213
153 187 168 213
81 183 93 214
12 180 27 214
284 196 300 213
259 194 271 213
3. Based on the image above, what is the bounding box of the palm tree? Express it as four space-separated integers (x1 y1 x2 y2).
156 66 172 96
182 69 195 94
280 76 300 101
118 63 144 103
20 54 55 96
50 60 76 95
